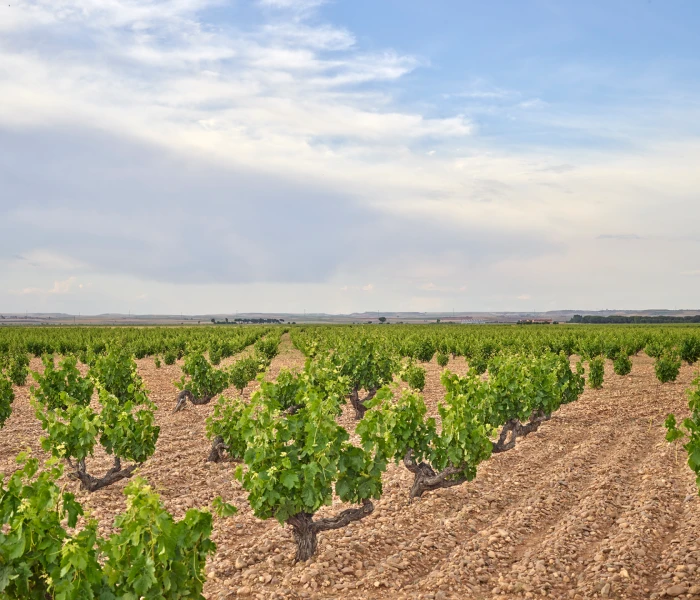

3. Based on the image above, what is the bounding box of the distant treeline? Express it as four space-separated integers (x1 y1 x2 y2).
569 314 700 324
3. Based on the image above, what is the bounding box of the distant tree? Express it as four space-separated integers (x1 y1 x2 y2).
378 317 386 323
210 318 215 324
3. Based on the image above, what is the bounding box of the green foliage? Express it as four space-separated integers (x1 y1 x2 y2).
357 387 436 465
360 352 585 494
176 352 229 399
33 349 159 488
558 358 586 405
361 372 492 485
655 352 682 383
666 376 700 492
228 356 263 393
211 496 238 518
401 361 426 392
206 396 251 461
436 352 449 368
0 454 95 600
588 356 605 389
468 354 488 375
154 356 162 369
6 352 29 386
254 336 280 361
98 390 160 464
101 477 216 599
35 398 101 464
432 372 494 481
0 325 271 368
31 354 94 410
34 389 159 470
209 344 223 365
645 340 665 359
613 353 632 376
485 353 573 425
90 349 149 405
0 374 13 428
333 338 396 396
604 342 622 360
0 454 217 599
484 355 537 426
680 337 700 365
163 350 177 365
260 367 315 411
412 338 435 363
235 371 385 525
207 364 344 463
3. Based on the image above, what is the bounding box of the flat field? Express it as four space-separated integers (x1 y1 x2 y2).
2 334 699 599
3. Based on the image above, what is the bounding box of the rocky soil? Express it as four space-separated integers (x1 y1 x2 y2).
2 334 700 599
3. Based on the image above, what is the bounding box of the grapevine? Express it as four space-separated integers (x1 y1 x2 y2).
666 376 700 492
32 349 160 491
0 374 13 428
233 364 384 560
173 351 230 412
0 453 218 599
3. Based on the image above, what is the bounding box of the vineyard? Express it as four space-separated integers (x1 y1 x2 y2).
2 324 700 599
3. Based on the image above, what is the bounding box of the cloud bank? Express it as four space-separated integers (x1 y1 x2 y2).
0 0 699 313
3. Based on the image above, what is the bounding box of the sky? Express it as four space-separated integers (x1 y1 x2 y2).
1 0 699 315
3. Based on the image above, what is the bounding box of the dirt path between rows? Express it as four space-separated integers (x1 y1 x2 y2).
1 337 699 599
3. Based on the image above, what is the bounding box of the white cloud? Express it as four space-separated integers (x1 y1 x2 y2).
258 0 327 11
6 250 86 271
0 1 699 313
50 277 77 294
518 98 549 110
447 86 518 100
13 277 78 296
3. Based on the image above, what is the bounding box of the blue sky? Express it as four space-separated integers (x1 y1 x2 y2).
1 0 699 314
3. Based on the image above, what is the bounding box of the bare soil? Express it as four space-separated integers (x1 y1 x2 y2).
2 335 700 599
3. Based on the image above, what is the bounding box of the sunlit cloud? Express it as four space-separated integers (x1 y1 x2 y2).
0 1 698 313
12 277 78 296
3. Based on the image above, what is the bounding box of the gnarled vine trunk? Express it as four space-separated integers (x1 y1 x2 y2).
402 410 553 500
173 390 213 413
67 456 138 492
403 450 467 499
286 499 375 562
492 410 551 454
348 387 377 420
282 404 304 416
287 512 317 562
206 435 229 463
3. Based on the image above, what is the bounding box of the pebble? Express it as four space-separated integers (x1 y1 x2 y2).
665 584 688 597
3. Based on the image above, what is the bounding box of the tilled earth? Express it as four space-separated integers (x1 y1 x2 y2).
2 335 700 600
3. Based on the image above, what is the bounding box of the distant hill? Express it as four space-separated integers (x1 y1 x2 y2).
1 309 699 325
